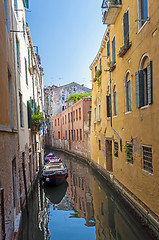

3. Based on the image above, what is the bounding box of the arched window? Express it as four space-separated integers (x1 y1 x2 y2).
113 85 117 116
125 71 132 112
135 54 152 108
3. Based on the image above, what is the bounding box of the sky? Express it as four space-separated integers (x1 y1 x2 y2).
26 0 106 89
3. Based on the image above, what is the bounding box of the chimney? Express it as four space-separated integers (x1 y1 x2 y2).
81 84 84 87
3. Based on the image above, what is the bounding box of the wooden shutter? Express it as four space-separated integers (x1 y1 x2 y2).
107 95 110 117
24 0 29 8
112 37 116 65
27 100 32 128
147 61 153 105
135 70 144 108
127 81 131 111
123 11 129 45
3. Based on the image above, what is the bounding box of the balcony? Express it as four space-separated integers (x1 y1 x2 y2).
102 0 122 25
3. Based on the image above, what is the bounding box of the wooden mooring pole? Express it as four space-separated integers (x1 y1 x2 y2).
0 188 5 240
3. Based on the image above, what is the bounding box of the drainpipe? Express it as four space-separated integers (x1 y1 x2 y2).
104 32 122 151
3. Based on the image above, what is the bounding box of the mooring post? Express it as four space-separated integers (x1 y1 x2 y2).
0 188 6 240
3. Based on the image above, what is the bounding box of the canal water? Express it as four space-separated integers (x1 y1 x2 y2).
18 150 153 240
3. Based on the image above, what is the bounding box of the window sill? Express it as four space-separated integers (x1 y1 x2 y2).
125 111 132 115
98 119 101 122
114 156 118 159
137 20 149 34
126 161 134 166
113 115 117 118
140 105 150 110
107 117 111 120
142 169 153 177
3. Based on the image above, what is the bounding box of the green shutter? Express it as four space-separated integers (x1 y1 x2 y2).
24 0 29 8
27 100 32 128
135 70 144 108
147 61 153 105
127 81 132 111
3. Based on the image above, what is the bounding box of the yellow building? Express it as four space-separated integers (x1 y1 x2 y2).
90 0 159 229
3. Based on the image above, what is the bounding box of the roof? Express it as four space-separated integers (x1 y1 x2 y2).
89 26 110 71
47 82 91 91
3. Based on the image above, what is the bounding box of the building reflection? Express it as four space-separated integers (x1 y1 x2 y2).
66 160 95 226
91 176 147 240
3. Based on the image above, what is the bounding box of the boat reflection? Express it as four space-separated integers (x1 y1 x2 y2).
44 181 68 205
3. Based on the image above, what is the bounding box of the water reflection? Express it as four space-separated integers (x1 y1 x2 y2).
18 151 152 240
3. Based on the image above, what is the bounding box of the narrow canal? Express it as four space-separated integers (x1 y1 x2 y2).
18 150 152 240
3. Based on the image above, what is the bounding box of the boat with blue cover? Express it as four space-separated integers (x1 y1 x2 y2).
42 153 68 185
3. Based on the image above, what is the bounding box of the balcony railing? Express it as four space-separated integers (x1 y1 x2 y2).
102 0 122 24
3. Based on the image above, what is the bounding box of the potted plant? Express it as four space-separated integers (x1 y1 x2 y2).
31 105 45 131
95 69 102 87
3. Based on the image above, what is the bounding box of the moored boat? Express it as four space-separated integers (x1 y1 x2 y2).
42 154 68 185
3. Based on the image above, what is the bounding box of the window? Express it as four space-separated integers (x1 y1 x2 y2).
76 109 78 120
65 115 67 124
114 141 118 157
135 60 152 108
55 119 56 126
69 130 70 140
113 86 117 116
107 40 110 58
62 95 65 101
79 108 81 120
65 130 67 139
95 65 97 77
4 0 9 34
58 131 60 139
19 92 24 127
68 113 70 123
123 11 129 45
73 111 75 121
99 58 102 71
125 143 133 164
71 130 73 140
98 104 101 121
62 106 65 111
99 140 101 150
80 129 82 141
63 117 64 125
28 49 31 68
125 72 132 112
25 58 28 85
94 107 96 122
58 118 59 126
106 94 111 118
74 130 75 140
77 129 78 140
8 70 14 129
23 20 25 39
14 0 18 11
112 37 116 65
138 0 148 29
71 112 73 122
142 146 153 173
16 38 20 70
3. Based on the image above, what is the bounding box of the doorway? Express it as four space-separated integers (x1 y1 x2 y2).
105 139 113 171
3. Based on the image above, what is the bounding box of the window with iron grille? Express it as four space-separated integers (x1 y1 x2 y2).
142 146 153 173
125 143 133 164
114 141 118 157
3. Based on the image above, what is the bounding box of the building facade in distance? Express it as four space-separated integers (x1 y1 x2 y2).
53 97 92 159
45 82 91 147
